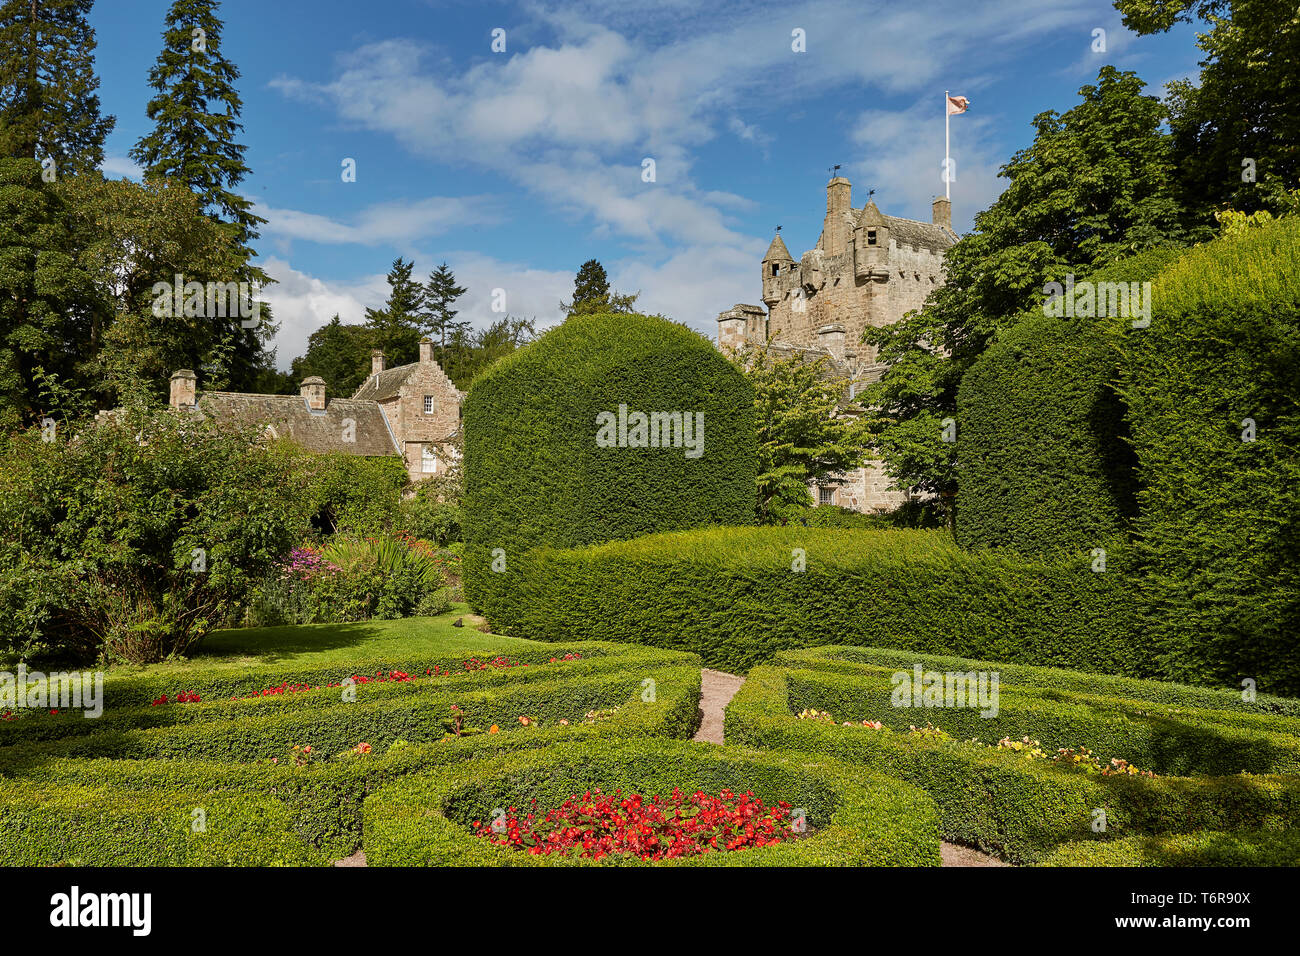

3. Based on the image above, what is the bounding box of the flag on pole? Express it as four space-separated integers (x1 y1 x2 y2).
947 94 969 115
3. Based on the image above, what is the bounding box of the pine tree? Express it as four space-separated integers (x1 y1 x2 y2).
569 259 609 313
420 261 467 350
130 0 264 246
365 258 423 366
0 0 115 173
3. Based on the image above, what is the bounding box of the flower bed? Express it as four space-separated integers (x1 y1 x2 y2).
362 739 941 867
473 787 807 860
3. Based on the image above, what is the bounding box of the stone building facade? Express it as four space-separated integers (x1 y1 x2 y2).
166 338 463 482
718 177 956 513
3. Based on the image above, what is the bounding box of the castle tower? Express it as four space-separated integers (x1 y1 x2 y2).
822 176 853 257
761 233 795 307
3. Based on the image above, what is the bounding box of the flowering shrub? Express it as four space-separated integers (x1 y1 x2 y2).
150 691 201 707
796 708 882 729
472 788 807 860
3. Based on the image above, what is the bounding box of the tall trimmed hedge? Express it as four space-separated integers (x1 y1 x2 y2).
488 527 1146 675
463 313 757 614
1117 218 1300 694
955 248 1182 556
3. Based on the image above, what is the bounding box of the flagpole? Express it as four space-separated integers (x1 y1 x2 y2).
944 90 950 200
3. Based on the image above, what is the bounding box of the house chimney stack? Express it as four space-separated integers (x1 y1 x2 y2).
169 369 197 409
300 376 326 411
371 349 386 376
932 196 952 231
419 338 434 364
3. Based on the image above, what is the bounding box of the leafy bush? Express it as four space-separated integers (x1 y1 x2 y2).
0 406 312 664
362 739 942 866
301 453 408 536
463 313 757 617
1116 216 1300 693
248 534 451 627
490 526 1145 675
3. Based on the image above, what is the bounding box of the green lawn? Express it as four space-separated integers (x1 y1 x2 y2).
100 603 536 688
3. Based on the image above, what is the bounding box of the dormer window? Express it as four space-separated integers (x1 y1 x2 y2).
423 395 435 414
867 230 877 246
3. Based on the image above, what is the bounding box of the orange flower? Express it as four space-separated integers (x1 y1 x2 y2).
489 724 500 734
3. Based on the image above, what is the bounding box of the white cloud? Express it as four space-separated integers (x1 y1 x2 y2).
256 195 498 247
101 155 142 180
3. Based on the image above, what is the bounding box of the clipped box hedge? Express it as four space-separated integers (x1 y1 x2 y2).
0 657 706 864
362 738 942 867
781 667 1300 776
489 526 1146 675
1036 829 1300 867
1117 218 1300 694
0 781 331 866
779 645 1300 717
726 664 1300 863
463 312 757 617
0 646 695 748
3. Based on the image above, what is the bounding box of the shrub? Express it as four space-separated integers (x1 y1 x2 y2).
0 407 313 664
955 309 1137 556
301 453 408 536
362 739 941 866
491 526 1145 675
463 313 757 617
726 663 1300 863
1116 217 1300 694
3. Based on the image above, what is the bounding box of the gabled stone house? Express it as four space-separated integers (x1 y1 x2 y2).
167 338 463 481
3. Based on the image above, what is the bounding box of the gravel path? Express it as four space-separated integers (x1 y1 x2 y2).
690 667 1008 868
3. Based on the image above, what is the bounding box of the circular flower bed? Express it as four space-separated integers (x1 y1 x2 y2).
362 739 942 867
473 787 807 860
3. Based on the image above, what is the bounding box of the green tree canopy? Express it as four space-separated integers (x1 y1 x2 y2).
0 0 115 173
365 257 423 366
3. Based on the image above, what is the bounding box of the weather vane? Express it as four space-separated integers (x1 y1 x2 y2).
828 163 842 178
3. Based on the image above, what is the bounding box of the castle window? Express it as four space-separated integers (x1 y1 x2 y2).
867 230 877 246
771 263 780 276
818 486 834 506
422 445 438 474
423 395 435 414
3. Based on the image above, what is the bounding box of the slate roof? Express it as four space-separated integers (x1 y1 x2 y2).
192 391 398 457
351 364 419 402
865 210 956 255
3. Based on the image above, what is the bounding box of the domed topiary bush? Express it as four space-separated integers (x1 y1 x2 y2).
463 313 757 620
954 247 1183 557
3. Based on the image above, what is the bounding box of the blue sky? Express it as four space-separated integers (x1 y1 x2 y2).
90 0 1202 370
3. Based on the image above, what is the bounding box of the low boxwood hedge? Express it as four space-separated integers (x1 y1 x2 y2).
362 738 942 866
0 663 703 767
0 647 694 748
489 526 1146 675
780 668 1300 776
1036 829 1300 867
0 781 331 866
726 665 1300 863
779 646 1300 716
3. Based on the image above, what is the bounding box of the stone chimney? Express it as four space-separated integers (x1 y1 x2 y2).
816 324 846 364
419 338 434 364
300 376 326 411
932 196 952 231
169 369 197 409
371 349 386 376
824 176 852 256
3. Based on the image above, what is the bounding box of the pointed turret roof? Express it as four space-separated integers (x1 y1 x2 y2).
763 233 794 262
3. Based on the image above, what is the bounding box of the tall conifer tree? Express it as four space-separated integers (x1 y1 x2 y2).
0 0 115 172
